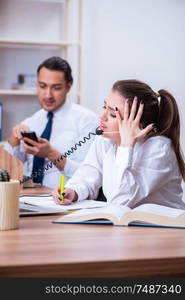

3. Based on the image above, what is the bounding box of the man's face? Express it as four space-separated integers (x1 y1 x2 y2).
37 67 71 112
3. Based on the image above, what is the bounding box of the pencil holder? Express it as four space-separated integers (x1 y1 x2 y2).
0 169 20 230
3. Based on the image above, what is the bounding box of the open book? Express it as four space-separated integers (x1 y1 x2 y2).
53 203 185 228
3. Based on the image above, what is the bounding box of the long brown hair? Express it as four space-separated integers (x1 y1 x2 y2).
112 79 185 181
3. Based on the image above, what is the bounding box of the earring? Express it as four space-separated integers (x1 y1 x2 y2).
153 124 158 133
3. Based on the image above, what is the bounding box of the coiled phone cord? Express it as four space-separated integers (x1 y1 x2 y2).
20 131 97 185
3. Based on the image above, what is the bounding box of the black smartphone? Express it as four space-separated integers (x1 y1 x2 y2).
21 131 38 146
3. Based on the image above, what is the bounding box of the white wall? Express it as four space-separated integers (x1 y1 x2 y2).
1 0 185 155
81 0 185 153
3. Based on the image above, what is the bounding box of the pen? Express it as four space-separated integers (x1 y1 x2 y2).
59 174 65 204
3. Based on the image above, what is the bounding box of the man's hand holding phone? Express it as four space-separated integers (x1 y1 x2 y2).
8 124 30 146
21 131 38 146
21 131 47 157
21 132 58 161
20 130 67 170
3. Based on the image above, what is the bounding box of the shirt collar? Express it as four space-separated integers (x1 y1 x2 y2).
53 99 71 117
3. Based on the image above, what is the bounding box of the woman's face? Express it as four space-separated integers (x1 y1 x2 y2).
99 90 125 144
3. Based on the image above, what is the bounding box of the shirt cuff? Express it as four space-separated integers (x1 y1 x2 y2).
116 146 133 169
65 182 89 202
4 141 20 156
64 157 80 178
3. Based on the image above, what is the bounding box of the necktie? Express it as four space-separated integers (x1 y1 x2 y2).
32 111 54 183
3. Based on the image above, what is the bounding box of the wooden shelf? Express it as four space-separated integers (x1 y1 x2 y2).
0 89 80 100
0 39 80 49
11 0 66 4
0 89 37 96
28 0 66 3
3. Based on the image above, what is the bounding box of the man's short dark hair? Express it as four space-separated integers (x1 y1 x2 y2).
37 56 73 84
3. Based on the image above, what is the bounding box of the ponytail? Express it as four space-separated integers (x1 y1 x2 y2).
157 89 185 181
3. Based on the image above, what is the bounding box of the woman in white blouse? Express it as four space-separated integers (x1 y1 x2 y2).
52 79 185 209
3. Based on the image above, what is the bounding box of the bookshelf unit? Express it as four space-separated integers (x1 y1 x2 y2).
0 0 82 141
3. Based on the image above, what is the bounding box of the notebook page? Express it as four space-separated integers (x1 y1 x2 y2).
20 196 107 211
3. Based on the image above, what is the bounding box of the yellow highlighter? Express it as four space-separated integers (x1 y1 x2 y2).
59 174 65 204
